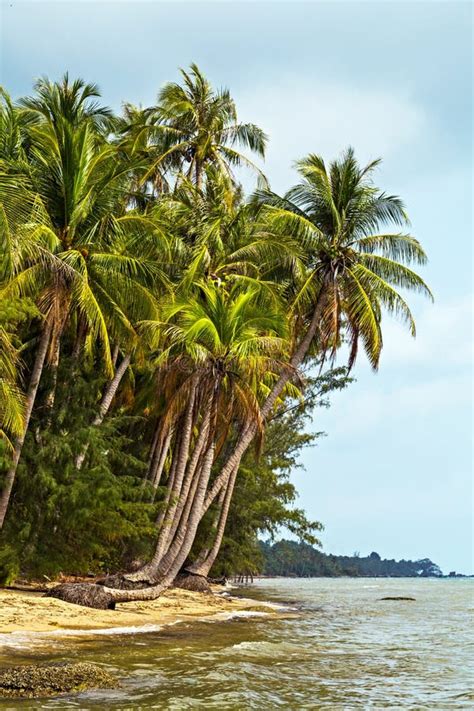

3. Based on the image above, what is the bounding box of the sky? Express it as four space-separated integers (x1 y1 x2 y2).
1 0 472 573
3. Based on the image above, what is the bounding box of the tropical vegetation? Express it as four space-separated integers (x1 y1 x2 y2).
0 67 432 606
259 541 443 578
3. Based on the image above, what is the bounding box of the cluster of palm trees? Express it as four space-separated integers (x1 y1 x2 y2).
0 66 431 604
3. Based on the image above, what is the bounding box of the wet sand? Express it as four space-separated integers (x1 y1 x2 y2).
0 587 264 634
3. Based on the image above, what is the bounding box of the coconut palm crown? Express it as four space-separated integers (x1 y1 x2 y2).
139 64 267 190
255 148 433 370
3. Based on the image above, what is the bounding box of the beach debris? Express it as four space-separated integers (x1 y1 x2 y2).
379 596 416 601
0 662 117 698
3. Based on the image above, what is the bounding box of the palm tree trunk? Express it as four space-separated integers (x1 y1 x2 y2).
202 287 327 512
74 353 131 470
141 420 161 488
44 337 61 418
164 401 212 544
141 418 171 495
159 380 197 515
126 395 217 585
151 426 173 491
195 159 202 191
126 399 212 583
185 462 238 577
111 344 120 370
0 322 52 529
154 431 180 529
152 427 216 580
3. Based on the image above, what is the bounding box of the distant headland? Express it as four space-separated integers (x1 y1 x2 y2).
259 541 472 578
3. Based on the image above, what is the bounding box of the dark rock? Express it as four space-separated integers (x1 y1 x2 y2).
0 662 117 698
208 576 227 586
379 596 416 601
46 583 116 609
173 573 211 593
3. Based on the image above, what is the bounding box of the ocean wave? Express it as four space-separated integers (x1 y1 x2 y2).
201 610 271 623
0 623 167 651
0 608 273 651
231 596 297 612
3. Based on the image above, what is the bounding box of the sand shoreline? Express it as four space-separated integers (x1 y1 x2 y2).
0 586 271 636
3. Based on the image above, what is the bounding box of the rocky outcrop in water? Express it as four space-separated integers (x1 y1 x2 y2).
0 662 117 698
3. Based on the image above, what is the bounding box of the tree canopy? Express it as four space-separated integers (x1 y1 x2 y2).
0 68 432 602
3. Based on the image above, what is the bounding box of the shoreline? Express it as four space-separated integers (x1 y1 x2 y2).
0 586 275 638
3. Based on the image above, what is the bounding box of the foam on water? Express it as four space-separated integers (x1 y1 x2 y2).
201 610 271 623
0 608 274 651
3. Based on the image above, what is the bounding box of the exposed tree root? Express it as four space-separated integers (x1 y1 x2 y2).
46 583 116 610
46 570 214 609
173 573 211 593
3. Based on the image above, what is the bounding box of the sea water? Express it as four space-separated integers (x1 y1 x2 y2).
0 578 472 709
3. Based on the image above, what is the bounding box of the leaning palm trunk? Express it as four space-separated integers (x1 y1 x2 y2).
152 381 197 550
150 425 173 491
185 462 238 577
44 338 61 417
120 438 216 590
153 433 181 532
152 424 217 579
74 353 131 470
164 401 212 544
96 425 218 602
111 293 326 592
126 396 214 584
0 321 52 529
202 286 328 513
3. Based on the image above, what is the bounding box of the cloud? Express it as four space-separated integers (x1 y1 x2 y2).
380 293 473 369
298 293 473 445
235 80 427 192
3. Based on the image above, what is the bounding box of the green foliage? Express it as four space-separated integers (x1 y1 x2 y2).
208 368 352 577
0 361 156 581
0 69 432 584
260 540 443 577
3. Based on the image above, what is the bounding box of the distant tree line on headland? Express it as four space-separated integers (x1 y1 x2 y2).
259 540 443 577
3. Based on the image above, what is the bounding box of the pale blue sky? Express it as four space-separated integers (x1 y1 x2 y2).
1 0 472 572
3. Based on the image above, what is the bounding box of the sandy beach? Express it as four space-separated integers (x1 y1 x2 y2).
0 587 265 635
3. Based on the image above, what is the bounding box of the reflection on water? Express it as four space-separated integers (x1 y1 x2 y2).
0 578 472 709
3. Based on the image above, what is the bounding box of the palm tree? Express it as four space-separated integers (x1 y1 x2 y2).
201 148 433 519
2 70 433 607
52 148 432 604
137 63 268 190
0 75 164 526
115 279 287 590
0 325 24 448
